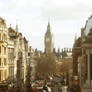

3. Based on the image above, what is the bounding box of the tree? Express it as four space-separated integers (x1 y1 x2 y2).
59 58 73 76
35 53 56 78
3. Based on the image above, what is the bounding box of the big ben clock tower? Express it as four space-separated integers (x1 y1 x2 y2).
44 21 54 53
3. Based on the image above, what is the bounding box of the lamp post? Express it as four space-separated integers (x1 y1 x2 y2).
16 51 22 92
26 56 32 92
26 67 32 92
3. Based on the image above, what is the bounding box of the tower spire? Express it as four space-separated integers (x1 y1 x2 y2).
47 21 51 31
10 24 11 27
16 19 18 32
48 21 50 27
16 24 18 31
75 33 77 42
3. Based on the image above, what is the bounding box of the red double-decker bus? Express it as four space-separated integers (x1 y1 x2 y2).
0 83 8 92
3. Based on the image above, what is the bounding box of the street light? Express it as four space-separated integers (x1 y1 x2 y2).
26 56 32 92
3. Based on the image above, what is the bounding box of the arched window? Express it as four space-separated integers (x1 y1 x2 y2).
0 33 1 40
4 58 7 66
4 70 7 79
4 47 6 55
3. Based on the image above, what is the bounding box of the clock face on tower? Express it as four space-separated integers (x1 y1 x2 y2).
46 37 50 42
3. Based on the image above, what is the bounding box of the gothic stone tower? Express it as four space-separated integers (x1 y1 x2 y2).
44 22 54 53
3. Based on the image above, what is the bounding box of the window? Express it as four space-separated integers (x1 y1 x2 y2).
4 47 6 55
4 58 7 66
5 36 7 40
2 35 3 40
4 34 5 40
0 70 1 81
4 70 7 79
0 33 1 40
0 46 1 55
28 52 30 56
0 58 1 66
4 34 7 41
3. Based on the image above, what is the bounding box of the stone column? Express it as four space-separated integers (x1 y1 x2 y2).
88 52 91 88
1 70 2 81
82 52 92 92
2 70 3 80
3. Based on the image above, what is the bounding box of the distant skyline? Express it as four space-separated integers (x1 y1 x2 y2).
0 0 92 51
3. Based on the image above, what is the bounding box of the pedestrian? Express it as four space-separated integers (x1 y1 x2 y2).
42 84 51 92
67 87 70 92
60 87 62 92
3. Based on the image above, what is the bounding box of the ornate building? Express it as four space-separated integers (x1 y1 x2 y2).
44 22 54 53
4 23 28 91
8 25 28 84
73 15 92 92
0 17 8 82
72 37 82 76
8 25 17 82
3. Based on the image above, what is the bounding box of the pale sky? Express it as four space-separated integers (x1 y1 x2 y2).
0 0 92 51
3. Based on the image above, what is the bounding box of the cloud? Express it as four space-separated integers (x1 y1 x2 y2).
41 0 92 20
1 0 92 21
0 0 92 50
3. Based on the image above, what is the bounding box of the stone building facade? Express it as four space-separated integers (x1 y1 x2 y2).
8 25 18 82
0 17 29 87
73 15 92 92
8 25 28 84
27 46 36 81
0 18 8 82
